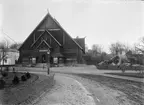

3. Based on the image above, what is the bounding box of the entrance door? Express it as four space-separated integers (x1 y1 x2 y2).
42 54 46 63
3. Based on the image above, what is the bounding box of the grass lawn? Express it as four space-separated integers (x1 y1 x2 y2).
105 72 144 78
2 72 38 88
73 73 144 105
0 72 55 105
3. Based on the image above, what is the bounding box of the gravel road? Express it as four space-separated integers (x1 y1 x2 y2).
69 73 143 105
34 74 96 105
34 73 133 105
21 66 143 105
66 74 132 105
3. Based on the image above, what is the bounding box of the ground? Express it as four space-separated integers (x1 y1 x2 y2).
70 74 144 105
0 71 55 105
33 74 95 105
105 72 144 78
17 65 144 105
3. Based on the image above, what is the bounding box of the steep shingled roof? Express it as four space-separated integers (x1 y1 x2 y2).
19 12 84 51
74 38 85 53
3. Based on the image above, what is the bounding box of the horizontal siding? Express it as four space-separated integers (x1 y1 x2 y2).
61 48 78 58
62 48 78 53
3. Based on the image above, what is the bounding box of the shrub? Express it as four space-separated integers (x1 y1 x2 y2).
1 71 8 77
0 79 5 89
21 75 27 81
12 76 19 85
25 72 31 79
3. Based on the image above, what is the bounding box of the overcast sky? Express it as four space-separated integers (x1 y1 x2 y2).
0 0 143 53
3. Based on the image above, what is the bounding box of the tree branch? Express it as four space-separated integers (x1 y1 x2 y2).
135 46 144 53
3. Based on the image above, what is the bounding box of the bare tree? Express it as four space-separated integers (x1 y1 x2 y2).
91 44 103 57
130 43 139 54
10 43 22 49
0 42 8 73
109 42 125 55
123 44 131 53
0 38 11 74
135 37 144 54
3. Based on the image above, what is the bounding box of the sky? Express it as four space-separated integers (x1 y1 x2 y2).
0 0 143 53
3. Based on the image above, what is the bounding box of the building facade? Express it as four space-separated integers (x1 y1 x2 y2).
0 49 19 65
18 12 85 66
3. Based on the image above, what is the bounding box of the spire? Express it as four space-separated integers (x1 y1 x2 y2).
47 8 50 15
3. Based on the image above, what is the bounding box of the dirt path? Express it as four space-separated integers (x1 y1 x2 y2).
34 74 95 105
34 73 133 105
60 73 132 105
69 73 143 105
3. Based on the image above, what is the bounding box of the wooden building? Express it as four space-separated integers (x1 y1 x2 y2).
18 12 85 66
